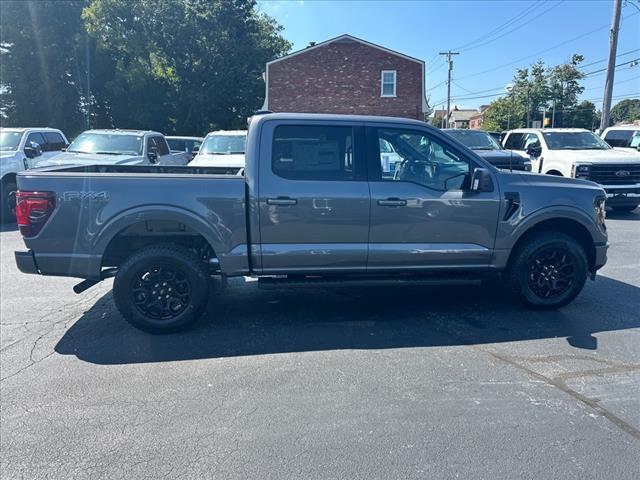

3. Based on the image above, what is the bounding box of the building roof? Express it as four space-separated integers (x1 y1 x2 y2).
267 34 424 67
449 110 478 122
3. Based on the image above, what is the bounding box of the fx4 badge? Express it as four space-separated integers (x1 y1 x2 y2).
62 191 109 202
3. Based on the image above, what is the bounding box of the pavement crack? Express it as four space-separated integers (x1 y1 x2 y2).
476 346 640 441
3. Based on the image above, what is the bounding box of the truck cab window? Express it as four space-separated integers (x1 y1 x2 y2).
375 129 469 191
272 125 354 181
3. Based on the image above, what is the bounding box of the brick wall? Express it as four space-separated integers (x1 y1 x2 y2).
267 40 424 120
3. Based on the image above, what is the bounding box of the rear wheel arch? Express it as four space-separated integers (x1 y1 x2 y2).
544 169 564 176
98 208 223 268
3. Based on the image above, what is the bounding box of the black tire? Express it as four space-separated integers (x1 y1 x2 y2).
113 244 209 333
1 179 17 224
507 232 588 310
610 205 638 213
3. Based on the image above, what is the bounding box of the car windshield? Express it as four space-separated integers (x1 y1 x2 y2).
67 132 143 155
200 134 246 154
445 130 502 150
0 131 24 151
543 131 611 150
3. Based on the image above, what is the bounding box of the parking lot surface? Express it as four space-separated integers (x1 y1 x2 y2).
1 212 639 479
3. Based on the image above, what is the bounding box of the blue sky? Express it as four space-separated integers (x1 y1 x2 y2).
257 0 640 111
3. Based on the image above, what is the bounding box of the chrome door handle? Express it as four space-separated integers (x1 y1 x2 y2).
267 197 298 206
377 198 407 207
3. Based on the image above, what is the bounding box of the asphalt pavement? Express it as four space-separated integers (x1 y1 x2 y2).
1 212 639 479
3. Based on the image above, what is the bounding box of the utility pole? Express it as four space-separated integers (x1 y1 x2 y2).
439 50 459 128
600 0 622 131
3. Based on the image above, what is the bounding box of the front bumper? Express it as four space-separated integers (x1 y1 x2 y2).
594 243 609 271
602 184 640 206
15 250 39 274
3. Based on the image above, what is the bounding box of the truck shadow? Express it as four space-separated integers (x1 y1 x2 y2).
55 275 640 365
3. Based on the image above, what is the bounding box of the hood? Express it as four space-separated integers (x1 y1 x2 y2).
519 171 602 191
554 149 640 163
190 153 245 168
474 149 529 170
0 151 18 160
33 151 144 168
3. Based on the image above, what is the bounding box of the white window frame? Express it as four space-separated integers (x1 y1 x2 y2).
381 70 397 97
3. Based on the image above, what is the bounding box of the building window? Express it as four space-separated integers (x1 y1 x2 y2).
381 70 396 97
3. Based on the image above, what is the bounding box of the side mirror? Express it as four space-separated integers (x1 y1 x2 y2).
470 168 494 193
526 144 542 157
148 149 158 164
24 141 42 159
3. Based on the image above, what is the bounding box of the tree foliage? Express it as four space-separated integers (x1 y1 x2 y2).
609 99 640 125
482 96 526 132
482 55 591 131
1 0 291 135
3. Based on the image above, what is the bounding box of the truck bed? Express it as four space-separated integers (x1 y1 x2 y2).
16 165 249 280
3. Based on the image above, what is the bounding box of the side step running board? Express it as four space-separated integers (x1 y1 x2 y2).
258 274 484 289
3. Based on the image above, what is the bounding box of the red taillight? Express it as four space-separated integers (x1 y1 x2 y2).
15 191 56 237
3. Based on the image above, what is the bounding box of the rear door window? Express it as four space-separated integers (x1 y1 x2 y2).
272 125 356 181
43 132 66 151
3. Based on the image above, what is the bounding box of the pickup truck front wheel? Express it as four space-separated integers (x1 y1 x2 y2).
508 232 588 309
113 244 209 333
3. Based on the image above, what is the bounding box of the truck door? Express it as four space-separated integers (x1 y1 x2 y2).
257 122 370 273
366 126 501 270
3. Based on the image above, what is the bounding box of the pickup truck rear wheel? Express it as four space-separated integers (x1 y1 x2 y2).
113 244 209 333
1 179 17 224
508 232 588 309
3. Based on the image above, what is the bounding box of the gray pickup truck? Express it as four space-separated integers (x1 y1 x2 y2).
15 113 609 333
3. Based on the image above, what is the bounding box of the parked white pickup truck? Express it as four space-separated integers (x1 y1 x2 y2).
189 130 246 174
600 125 640 154
503 128 640 212
36 129 190 168
1 127 69 221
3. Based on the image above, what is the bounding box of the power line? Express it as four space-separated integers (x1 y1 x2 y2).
450 1 548 52
455 10 638 81
462 1 565 54
584 58 639 76
580 48 640 69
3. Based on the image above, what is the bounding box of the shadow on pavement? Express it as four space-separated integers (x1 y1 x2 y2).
55 274 640 365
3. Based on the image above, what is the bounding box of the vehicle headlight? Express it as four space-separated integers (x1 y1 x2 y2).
523 160 532 172
572 163 591 179
594 195 606 230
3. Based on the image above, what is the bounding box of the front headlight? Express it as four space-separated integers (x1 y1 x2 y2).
572 163 591 179
523 161 532 172
594 195 606 230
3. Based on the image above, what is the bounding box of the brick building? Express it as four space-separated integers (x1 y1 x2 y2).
263 34 427 120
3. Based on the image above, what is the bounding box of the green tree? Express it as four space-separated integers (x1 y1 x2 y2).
482 96 526 132
609 99 640 125
567 100 599 130
547 54 585 127
0 1 88 134
511 60 548 127
82 0 291 133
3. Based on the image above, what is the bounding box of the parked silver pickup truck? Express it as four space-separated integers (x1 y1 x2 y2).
15 113 608 333
34 129 191 168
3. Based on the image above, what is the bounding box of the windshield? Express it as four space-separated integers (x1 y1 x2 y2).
543 131 611 150
67 132 143 155
445 130 502 150
200 134 246 154
0 131 24 152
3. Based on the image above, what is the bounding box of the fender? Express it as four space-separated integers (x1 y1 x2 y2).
94 205 239 272
495 204 604 252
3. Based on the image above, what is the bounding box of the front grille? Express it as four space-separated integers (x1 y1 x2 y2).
587 164 640 185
